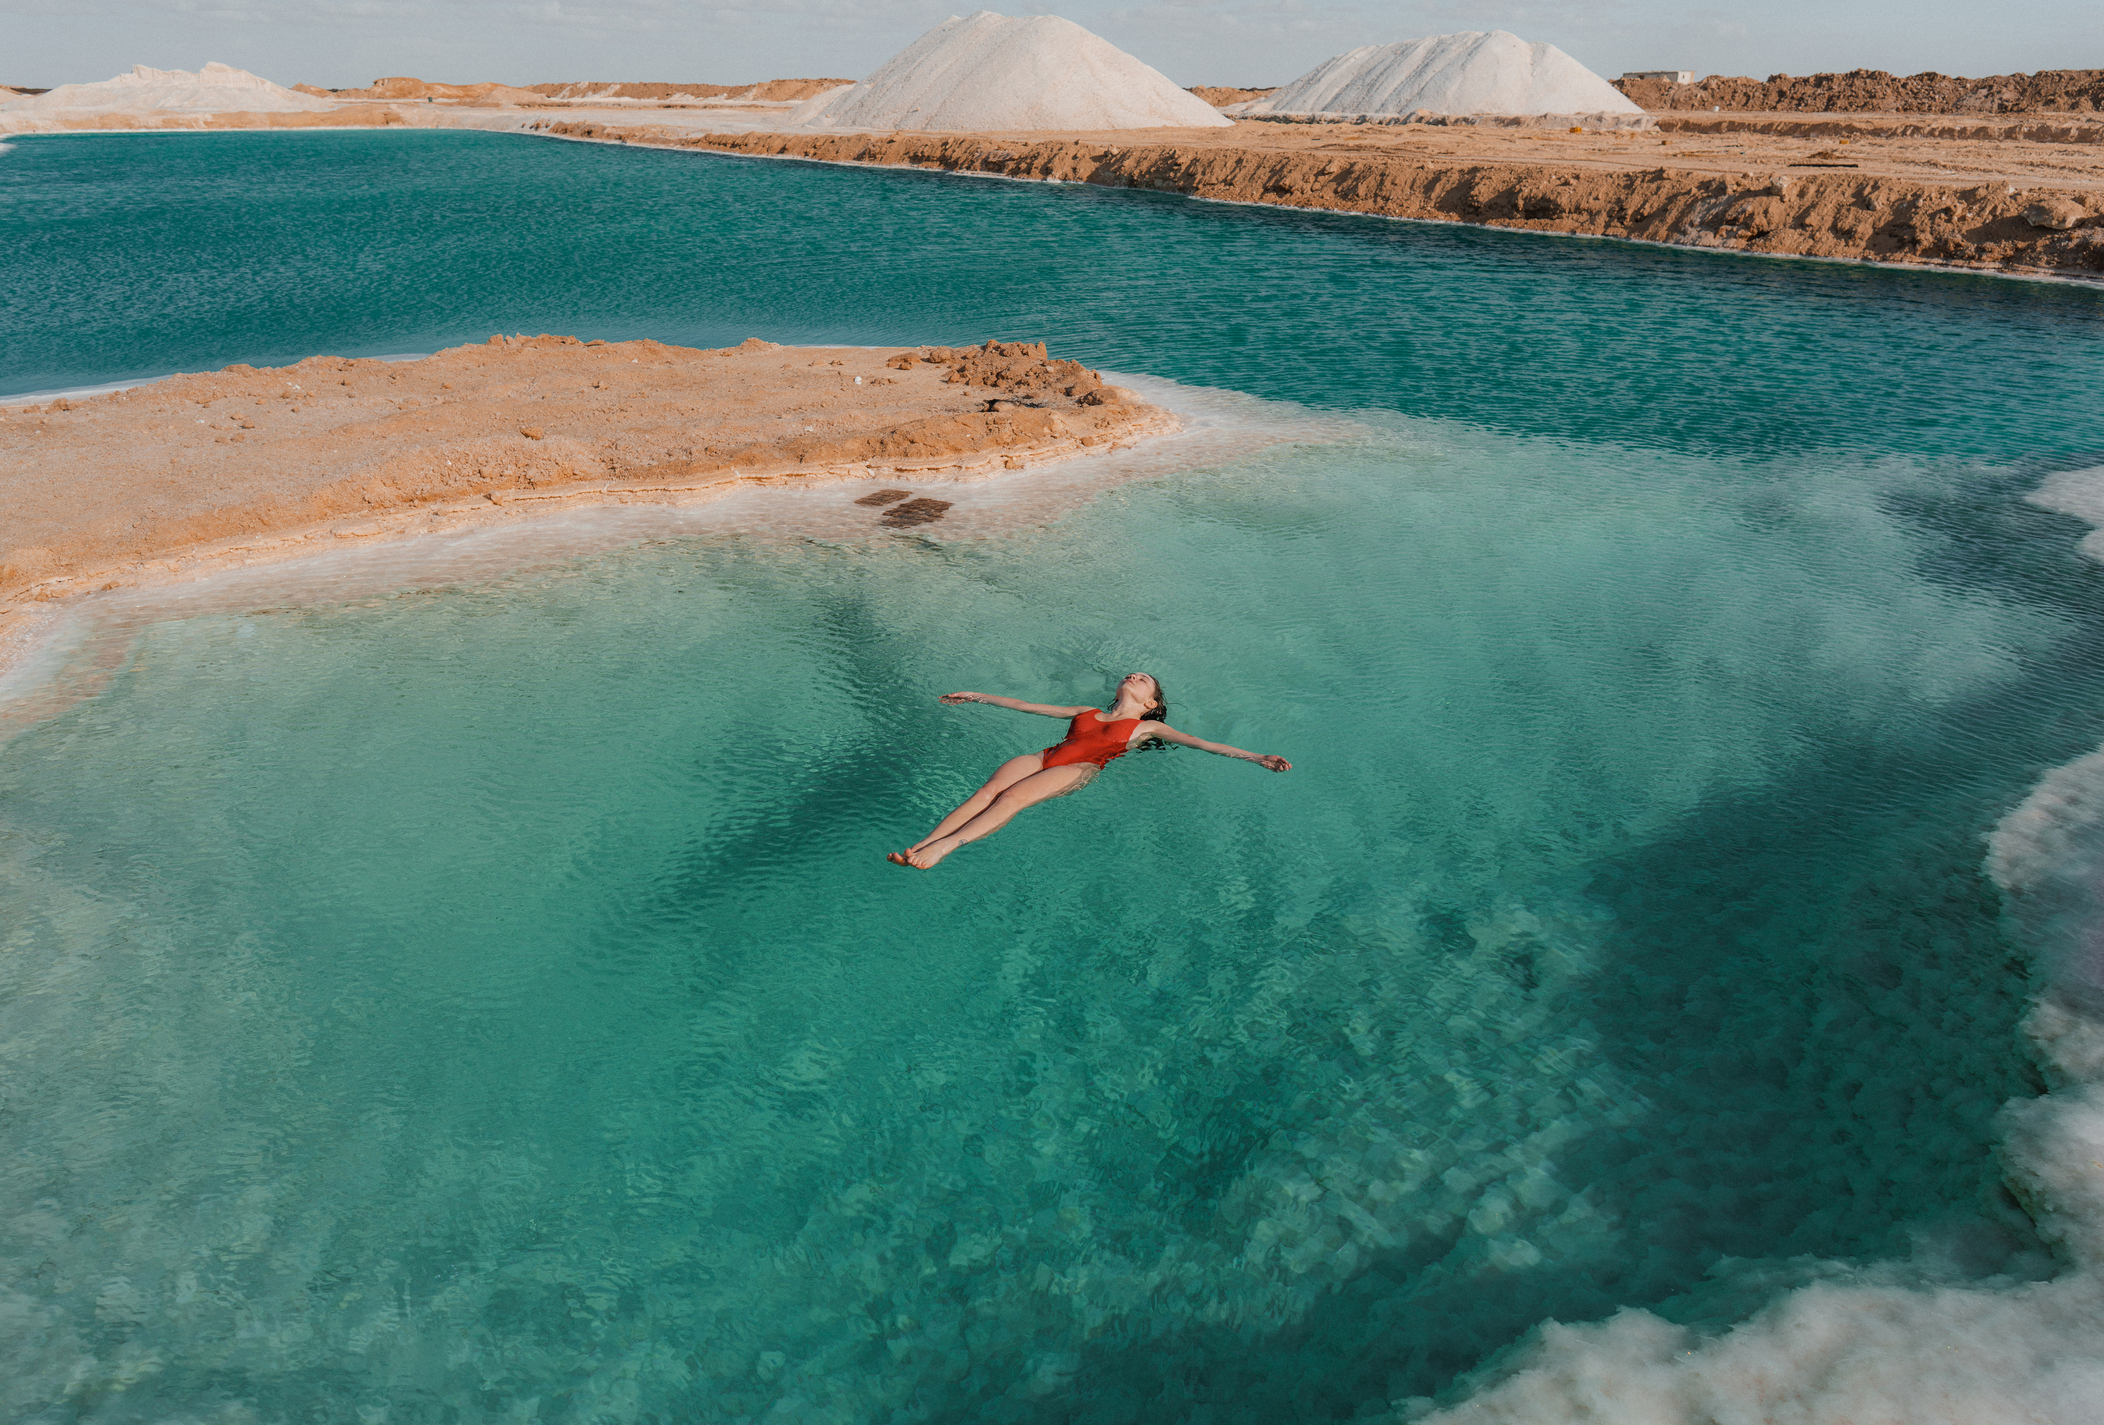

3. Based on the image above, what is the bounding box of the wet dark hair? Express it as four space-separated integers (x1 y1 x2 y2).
1136 674 1168 724
1132 674 1173 752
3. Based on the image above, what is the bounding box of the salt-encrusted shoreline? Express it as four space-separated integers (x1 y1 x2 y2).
0 336 1177 656
536 119 2104 281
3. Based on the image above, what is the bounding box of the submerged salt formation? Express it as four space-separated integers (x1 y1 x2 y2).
2 62 333 113
790 11 1231 131
1416 514 2104 1421
1235 31 1641 119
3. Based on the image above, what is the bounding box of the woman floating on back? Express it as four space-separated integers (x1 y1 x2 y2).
888 673 1291 870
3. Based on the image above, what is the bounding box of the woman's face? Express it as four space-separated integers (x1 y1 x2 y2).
1119 672 1159 709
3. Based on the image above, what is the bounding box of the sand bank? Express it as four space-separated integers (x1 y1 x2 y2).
1652 110 2104 145
0 337 1173 626
537 118 2104 279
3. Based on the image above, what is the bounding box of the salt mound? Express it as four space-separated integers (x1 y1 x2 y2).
791 11 1230 131
1241 31 1640 118
4 62 334 113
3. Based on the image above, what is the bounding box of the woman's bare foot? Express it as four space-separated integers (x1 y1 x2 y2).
904 839 957 869
886 851 917 868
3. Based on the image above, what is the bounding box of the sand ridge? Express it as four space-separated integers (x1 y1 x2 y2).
0 336 1173 617
1616 68 2104 115
527 79 850 104
1189 87 1277 108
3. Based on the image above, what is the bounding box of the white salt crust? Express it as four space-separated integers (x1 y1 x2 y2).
1392 468 2104 1425
1236 31 1641 121
0 62 333 114
790 11 1231 132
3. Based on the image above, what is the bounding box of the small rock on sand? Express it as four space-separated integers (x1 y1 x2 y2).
2024 198 2088 230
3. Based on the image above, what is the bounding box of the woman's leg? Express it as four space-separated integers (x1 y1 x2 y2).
902 753 1044 854
903 764 1096 868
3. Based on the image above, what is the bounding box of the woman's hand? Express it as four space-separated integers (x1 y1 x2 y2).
940 691 982 705
1254 754 1292 772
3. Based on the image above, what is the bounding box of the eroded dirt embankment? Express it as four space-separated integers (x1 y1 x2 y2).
0 337 1170 608
1616 69 2104 115
538 121 2104 279
1653 112 2104 145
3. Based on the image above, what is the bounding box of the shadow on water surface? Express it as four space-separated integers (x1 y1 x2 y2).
598 585 934 931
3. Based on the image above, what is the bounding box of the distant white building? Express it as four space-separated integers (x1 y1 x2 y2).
1621 70 1695 84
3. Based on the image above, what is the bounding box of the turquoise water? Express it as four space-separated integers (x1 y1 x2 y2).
4 130 2104 1422
4 129 2101 459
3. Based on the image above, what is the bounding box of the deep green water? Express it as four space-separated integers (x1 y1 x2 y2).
3 129 2104 1422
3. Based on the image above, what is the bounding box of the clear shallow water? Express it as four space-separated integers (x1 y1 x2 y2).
3 131 2104 1422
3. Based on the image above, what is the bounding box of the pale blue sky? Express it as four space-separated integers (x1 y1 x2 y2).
7 0 2101 93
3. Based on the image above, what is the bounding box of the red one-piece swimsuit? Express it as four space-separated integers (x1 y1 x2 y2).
1041 712 1143 770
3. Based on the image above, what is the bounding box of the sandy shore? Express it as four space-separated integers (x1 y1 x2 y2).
538 116 2104 279
0 100 827 139
0 337 1173 632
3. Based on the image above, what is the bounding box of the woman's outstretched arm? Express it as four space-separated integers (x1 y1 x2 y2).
940 691 1095 718
1145 723 1292 771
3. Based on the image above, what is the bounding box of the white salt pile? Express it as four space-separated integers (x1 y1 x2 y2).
791 11 1230 131
2 63 334 113
1237 31 1641 119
